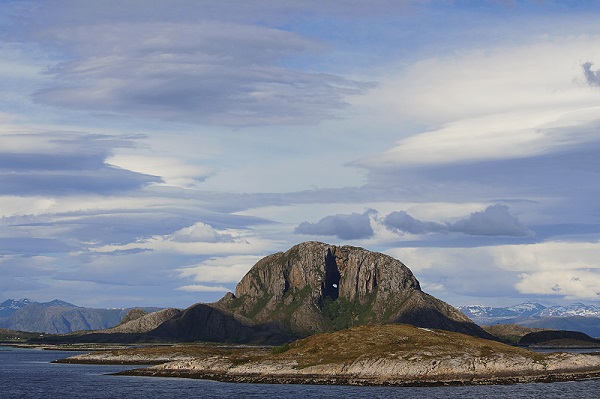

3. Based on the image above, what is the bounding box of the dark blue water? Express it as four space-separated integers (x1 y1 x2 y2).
1 346 600 398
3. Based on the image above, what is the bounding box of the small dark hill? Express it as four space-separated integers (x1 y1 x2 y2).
116 308 148 326
0 328 41 341
483 324 547 344
148 303 287 344
519 330 600 348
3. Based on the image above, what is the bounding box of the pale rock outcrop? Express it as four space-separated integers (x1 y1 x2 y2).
103 308 182 334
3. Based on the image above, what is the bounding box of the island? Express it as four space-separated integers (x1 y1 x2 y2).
56 323 600 386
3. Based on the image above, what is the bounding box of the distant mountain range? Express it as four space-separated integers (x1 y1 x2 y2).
458 302 600 319
0 298 161 334
0 299 77 318
458 302 600 337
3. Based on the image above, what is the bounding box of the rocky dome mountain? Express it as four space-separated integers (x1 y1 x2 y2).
35 242 493 344
207 241 492 340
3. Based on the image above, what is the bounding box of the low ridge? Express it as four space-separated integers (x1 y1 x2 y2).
103 308 182 334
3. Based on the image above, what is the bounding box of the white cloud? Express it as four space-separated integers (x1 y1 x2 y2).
169 222 233 243
92 222 274 255
516 270 600 300
177 255 262 284
0 196 57 217
356 36 600 168
106 154 213 188
176 284 231 293
387 240 600 302
488 240 600 272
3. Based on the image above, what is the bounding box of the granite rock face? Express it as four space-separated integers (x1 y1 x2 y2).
216 241 492 339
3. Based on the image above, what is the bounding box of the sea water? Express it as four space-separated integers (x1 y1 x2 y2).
1 346 599 399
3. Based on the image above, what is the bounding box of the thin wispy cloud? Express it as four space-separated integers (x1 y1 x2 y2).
0 133 161 195
32 22 372 126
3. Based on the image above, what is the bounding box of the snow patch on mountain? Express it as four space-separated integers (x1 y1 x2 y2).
458 302 600 320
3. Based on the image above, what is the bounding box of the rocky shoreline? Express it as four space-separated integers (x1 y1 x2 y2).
114 366 600 387
54 324 600 387
107 349 600 387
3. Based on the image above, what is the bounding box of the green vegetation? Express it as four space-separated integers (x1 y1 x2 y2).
96 342 269 359
321 292 377 331
243 293 271 319
0 329 41 341
271 343 291 354
271 323 548 369
321 297 354 330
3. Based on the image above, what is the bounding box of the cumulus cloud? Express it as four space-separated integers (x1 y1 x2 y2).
516 270 600 300
449 205 532 236
582 61 600 87
169 222 235 244
384 205 531 237
383 210 445 234
295 210 375 240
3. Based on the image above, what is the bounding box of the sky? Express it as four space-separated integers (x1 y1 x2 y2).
2 0 600 309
